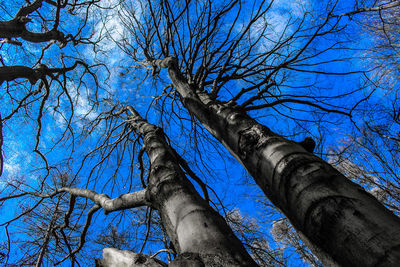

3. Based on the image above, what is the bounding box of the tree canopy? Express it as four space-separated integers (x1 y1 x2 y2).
1 0 400 266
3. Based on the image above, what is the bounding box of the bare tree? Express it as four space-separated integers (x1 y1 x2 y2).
226 208 286 266
1 105 263 266
116 0 400 265
0 0 102 177
328 0 400 214
2 0 400 266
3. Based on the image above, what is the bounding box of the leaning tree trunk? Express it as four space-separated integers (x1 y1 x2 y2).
125 108 258 266
156 57 400 266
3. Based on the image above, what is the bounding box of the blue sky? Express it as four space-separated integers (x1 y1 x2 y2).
1 0 398 265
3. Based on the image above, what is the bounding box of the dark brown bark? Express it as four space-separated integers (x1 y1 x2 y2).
0 0 67 44
159 57 400 267
126 108 258 266
0 61 88 85
0 65 47 85
0 19 65 43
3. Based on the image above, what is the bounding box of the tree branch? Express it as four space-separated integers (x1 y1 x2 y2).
332 1 400 18
243 98 350 116
58 187 150 214
0 187 150 214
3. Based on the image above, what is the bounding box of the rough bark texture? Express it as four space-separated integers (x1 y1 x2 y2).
161 57 400 266
128 110 258 266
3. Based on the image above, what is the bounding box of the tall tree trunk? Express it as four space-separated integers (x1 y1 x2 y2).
126 108 258 266
158 57 400 266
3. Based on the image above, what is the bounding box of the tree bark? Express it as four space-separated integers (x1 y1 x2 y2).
125 108 258 266
0 0 67 44
96 248 168 267
0 65 47 85
0 18 65 43
159 57 400 266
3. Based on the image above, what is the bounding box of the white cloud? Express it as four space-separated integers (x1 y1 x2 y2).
1 141 30 180
3 160 21 177
265 0 311 41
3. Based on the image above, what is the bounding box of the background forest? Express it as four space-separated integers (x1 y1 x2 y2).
1 0 400 266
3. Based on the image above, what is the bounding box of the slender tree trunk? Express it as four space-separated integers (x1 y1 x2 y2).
127 108 258 266
159 57 400 266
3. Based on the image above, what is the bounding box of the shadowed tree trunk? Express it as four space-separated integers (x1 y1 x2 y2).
98 106 258 266
153 57 400 267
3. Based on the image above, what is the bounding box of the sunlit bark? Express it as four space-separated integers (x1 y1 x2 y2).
124 108 258 266
157 57 400 266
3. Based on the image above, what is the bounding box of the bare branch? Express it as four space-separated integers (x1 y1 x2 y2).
333 1 400 18
1 187 150 214
55 204 101 265
59 187 150 214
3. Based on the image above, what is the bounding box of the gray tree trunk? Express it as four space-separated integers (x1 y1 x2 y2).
125 109 258 266
160 57 400 266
